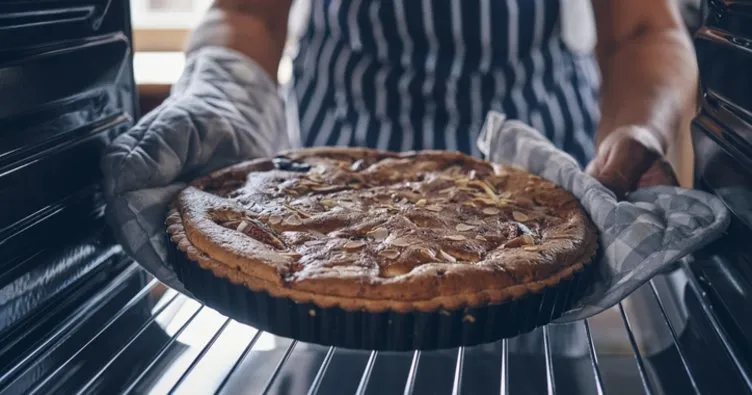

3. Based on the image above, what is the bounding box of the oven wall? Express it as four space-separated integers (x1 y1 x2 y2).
0 0 137 335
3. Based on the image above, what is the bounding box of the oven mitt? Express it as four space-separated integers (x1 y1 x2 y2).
478 111 731 322
101 47 292 296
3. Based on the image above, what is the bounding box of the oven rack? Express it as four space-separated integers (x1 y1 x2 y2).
1 255 750 395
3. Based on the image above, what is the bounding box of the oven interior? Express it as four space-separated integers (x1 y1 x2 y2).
0 0 751 394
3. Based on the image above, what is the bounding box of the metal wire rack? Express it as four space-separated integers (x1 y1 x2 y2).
1 256 750 395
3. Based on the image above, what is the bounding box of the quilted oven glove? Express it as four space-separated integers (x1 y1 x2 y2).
101 47 291 295
478 111 731 321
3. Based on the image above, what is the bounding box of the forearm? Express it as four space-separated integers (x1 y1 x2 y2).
597 28 698 153
185 0 292 80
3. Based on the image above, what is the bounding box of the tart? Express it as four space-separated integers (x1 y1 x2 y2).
166 147 598 350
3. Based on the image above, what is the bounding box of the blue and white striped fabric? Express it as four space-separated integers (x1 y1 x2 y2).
292 0 600 165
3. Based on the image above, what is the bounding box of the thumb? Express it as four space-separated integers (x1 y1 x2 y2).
587 134 660 199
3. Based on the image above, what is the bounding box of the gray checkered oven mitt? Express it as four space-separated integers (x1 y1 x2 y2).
478 111 731 321
101 47 292 295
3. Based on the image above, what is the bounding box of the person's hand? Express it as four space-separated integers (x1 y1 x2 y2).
101 47 289 294
586 126 679 199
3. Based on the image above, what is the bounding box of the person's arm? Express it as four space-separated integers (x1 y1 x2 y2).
587 0 698 197
185 0 293 79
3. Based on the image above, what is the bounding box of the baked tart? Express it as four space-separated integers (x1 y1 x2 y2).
166 148 598 350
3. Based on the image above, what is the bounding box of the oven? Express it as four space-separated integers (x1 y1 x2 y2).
0 1 750 394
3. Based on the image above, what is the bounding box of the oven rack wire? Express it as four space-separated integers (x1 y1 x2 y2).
1 256 750 395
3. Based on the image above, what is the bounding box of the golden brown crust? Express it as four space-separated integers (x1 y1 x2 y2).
167 148 598 312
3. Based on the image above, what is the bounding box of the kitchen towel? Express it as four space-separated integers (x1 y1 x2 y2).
477 111 731 322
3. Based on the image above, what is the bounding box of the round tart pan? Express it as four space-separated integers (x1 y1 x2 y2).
167 237 595 351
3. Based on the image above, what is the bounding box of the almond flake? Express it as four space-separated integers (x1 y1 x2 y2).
379 248 401 259
312 185 342 192
483 207 501 216
469 180 497 199
350 159 365 171
468 170 477 180
236 221 249 232
415 199 427 206
512 211 529 222
467 219 485 226
499 191 513 199
425 205 443 212
280 251 302 259
305 239 327 246
475 235 487 241
390 237 411 247
320 199 335 207
368 227 389 241
439 249 457 262
284 214 303 226
444 234 466 241
268 214 283 225
344 240 366 250
455 223 476 232
381 265 410 277
504 234 536 248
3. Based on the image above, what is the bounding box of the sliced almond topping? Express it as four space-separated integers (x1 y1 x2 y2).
368 227 389 241
512 211 529 222
473 197 498 206
415 199 427 206
475 235 487 241
344 240 366 250
417 247 437 260
379 248 401 260
504 234 536 248
305 239 327 246
439 249 457 263
381 265 410 277
268 214 283 225
455 223 476 232
390 237 411 247
483 207 501 216
499 191 512 199
468 170 477 180
320 199 335 207
284 203 311 218
425 205 443 212
454 178 468 187
445 234 467 241
467 219 485 226
236 221 249 232
284 214 303 226
279 251 302 259
350 159 365 171
469 180 497 199
312 185 342 192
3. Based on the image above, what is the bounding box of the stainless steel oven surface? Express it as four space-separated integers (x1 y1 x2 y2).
1 1 751 394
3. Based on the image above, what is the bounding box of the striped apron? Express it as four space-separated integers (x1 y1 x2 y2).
291 0 600 166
